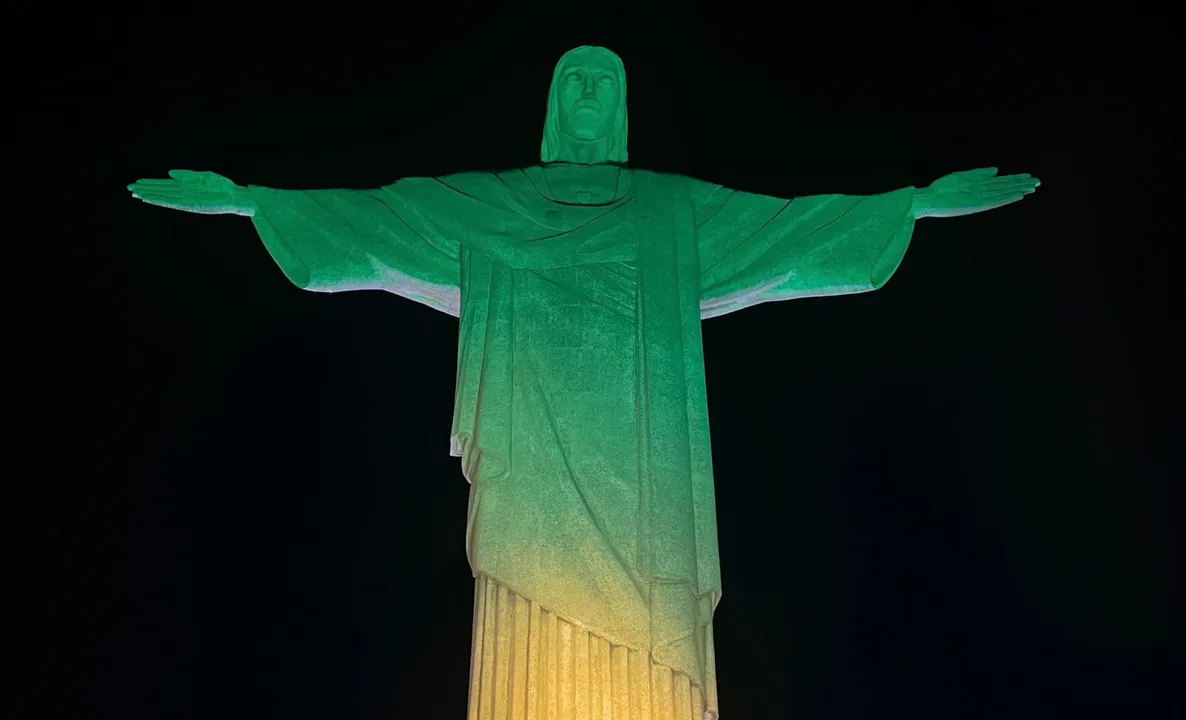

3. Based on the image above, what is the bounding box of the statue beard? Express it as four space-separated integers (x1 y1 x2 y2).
562 107 611 142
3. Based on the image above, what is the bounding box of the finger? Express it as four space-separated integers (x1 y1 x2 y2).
961 167 999 178
987 173 1031 184
128 181 181 194
988 175 1038 188
962 192 1028 209
130 186 185 199
979 188 1034 202
168 169 204 181
133 194 187 210
979 195 1026 212
130 178 179 187
132 192 188 207
983 175 1038 189
985 177 1039 192
995 171 1039 181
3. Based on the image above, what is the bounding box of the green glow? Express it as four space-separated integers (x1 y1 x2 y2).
128 46 1038 719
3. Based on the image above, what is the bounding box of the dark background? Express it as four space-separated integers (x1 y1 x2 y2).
50 1 1178 718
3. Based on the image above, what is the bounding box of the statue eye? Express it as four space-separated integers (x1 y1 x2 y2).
598 76 614 85
565 72 582 82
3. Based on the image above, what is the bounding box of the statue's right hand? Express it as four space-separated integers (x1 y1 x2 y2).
128 170 255 216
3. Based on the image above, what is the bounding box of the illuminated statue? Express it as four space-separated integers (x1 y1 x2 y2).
129 45 1038 719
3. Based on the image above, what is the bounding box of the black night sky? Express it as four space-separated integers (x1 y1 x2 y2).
53 2 1178 718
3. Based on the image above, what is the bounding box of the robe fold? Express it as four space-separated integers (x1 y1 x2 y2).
248 167 916 718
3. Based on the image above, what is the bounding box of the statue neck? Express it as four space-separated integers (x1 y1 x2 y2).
555 137 611 165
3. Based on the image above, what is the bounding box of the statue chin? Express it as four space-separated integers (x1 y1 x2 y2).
561 114 607 141
561 127 606 143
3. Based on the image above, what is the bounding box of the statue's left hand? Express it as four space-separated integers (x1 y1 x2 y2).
912 168 1039 219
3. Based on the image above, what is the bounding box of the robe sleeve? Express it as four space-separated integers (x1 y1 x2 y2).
247 179 462 316
693 181 917 319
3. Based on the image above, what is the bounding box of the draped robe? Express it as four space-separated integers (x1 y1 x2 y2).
247 165 916 718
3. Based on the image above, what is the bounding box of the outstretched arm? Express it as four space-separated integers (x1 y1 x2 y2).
128 170 462 315
694 168 1039 318
695 182 918 318
911 167 1039 219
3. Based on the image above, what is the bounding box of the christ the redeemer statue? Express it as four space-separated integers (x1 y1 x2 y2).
129 46 1038 720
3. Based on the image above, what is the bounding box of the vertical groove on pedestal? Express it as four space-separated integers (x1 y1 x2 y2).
467 574 707 719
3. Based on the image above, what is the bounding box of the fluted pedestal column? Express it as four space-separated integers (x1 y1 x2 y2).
467 574 715 720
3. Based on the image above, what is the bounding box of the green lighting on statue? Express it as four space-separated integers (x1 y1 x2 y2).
128 45 1038 719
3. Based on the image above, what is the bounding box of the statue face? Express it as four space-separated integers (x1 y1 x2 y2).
556 50 621 143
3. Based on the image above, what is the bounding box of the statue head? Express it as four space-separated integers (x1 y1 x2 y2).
540 46 628 165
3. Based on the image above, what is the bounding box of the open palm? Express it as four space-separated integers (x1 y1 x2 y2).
917 167 1040 218
127 170 253 216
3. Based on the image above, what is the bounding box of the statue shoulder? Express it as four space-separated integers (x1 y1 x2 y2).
392 169 521 198
632 169 719 191
638 171 724 207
